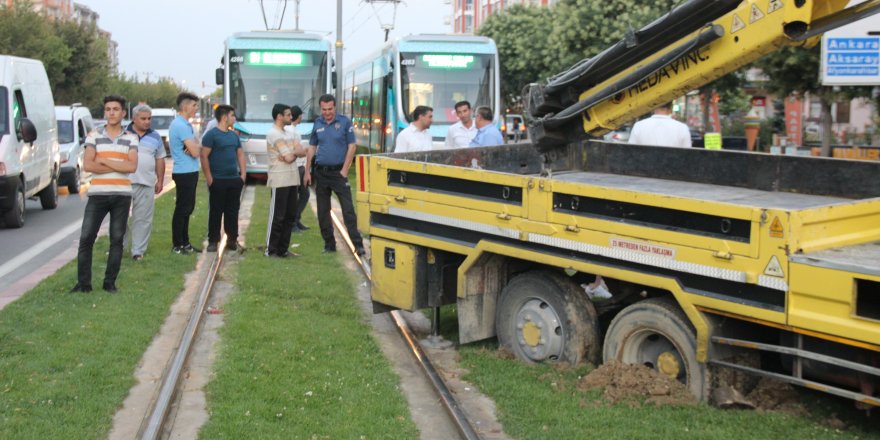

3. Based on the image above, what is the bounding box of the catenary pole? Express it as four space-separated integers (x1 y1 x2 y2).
336 0 343 103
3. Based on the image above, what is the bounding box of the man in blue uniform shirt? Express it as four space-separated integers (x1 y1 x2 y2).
469 106 504 147
304 94 365 255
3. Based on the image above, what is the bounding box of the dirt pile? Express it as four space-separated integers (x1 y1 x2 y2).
577 360 696 407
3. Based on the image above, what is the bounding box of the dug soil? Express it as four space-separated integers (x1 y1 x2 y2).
577 360 697 407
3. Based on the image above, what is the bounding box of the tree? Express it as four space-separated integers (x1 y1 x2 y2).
0 2 71 88
101 75 182 115
478 5 555 108
52 20 110 106
547 0 680 74
480 0 683 109
754 45 872 156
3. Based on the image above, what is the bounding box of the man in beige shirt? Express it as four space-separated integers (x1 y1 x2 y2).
265 103 306 257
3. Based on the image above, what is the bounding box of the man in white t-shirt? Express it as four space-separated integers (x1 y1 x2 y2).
395 105 433 153
628 102 692 148
444 100 477 149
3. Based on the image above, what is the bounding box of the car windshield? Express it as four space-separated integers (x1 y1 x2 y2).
228 49 328 123
400 52 495 124
151 115 174 130
57 120 74 143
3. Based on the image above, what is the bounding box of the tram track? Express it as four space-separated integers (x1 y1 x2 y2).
329 210 481 440
134 185 480 440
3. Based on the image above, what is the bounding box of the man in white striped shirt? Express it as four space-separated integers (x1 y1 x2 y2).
71 95 138 294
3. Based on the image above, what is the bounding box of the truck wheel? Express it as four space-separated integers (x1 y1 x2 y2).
603 297 710 401
4 181 25 228
68 166 80 194
496 271 599 366
39 172 58 209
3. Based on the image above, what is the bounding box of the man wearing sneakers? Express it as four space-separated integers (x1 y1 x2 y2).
304 94 365 255
125 104 166 262
266 103 306 257
200 105 246 252
169 92 201 254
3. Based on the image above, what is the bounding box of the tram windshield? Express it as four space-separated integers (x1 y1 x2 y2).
228 49 328 123
399 52 495 124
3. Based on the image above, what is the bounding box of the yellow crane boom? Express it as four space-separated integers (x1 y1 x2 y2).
525 0 880 150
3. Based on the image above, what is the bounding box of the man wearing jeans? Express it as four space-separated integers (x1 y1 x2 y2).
71 95 138 293
304 94 364 255
169 92 201 254
200 105 246 252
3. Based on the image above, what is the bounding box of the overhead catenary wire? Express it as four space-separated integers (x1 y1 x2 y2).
345 3 387 40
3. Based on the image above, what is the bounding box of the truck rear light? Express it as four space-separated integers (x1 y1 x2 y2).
358 156 366 192
855 278 880 321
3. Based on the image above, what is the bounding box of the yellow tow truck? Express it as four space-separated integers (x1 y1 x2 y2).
356 0 880 405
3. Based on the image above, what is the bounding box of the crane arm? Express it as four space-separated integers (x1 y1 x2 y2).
525 0 880 150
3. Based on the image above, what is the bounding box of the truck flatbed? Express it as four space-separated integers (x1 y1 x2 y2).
552 171 851 210
792 241 880 277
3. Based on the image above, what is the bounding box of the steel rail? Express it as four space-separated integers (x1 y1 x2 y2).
138 184 248 440
330 210 481 440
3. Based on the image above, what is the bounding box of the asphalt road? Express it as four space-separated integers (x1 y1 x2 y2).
0 161 174 307
0 187 88 299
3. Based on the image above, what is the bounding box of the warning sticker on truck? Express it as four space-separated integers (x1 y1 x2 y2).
769 216 784 238
610 238 676 259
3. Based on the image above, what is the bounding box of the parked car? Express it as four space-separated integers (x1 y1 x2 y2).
602 124 632 143
502 114 526 142
0 55 59 228
54 104 94 193
150 108 175 154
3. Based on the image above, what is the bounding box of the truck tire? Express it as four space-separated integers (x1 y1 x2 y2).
68 166 80 194
603 297 710 401
3 180 25 228
39 171 58 209
496 271 599 366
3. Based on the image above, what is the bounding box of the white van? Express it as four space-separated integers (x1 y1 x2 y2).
0 56 59 228
150 108 175 155
55 104 94 193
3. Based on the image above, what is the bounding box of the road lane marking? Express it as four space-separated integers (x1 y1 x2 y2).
0 221 81 281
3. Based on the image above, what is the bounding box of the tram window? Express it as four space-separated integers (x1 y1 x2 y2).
400 52 495 124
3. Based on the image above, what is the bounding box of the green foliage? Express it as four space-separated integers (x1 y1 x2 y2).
0 186 209 439
201 186 420 439
478 5 555 106
52 20 110 106
0 2 71 88
480 0 684 107
548 0 680 71
753 45 873 154
102 75 181 115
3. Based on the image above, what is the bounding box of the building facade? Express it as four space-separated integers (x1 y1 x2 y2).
5 0 72 19
452 0 556 34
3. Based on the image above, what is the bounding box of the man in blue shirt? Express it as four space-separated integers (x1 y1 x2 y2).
200 105 246 253
304 94 365 255
169 92 202 254
469 106 505 147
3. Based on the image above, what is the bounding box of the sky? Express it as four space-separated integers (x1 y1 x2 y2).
77 0 453 96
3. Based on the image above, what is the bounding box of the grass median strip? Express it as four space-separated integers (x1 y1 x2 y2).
434 305 879 440
200 185 419 439
0 183 209 438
